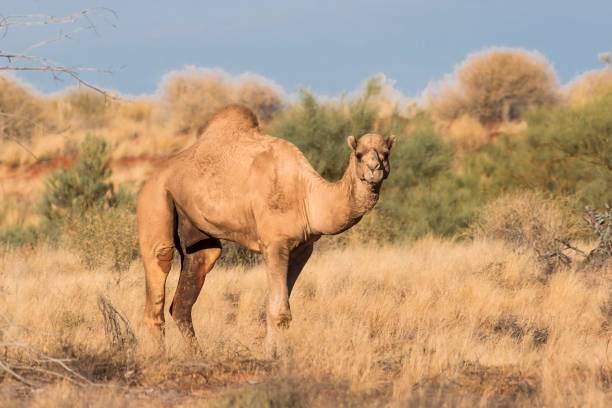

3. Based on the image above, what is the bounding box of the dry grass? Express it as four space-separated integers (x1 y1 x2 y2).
472 192 583 276
0 237 610 406
0 171 44 227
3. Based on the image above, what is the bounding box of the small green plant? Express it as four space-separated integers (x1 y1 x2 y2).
39 134 116 222
63 206 139 274
0 224 41 248
36 134 137 272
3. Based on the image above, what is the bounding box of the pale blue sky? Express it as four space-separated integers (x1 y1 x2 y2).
3 1 611 97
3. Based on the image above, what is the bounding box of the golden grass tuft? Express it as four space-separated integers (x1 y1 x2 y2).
473 192 578 250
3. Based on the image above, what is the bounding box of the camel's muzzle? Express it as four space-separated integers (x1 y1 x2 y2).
364 167 384 184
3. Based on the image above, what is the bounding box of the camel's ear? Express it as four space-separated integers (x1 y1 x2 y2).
386 135 396 150
347 135 357 150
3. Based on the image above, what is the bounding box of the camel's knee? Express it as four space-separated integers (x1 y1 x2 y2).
268 310 292 329
155 246 175 274
276 313 292 329
143 311 165 331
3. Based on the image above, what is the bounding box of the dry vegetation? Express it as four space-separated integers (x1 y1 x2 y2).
565 68 612 107
0 235 610 406
425 48 560 124
0 68 283 169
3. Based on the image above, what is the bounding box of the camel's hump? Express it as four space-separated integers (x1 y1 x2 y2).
202 105 259 133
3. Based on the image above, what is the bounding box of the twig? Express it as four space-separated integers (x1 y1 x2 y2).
1 340 93 385
1 314 94 387
97 295 137 352
556 239 588 257
0 359 34 387
0 8 118 99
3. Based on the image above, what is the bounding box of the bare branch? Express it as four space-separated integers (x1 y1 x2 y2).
20 25 91 56
556 238 588 257
0 7 118 98
0 359 34 387
0 7 118 160
0 314 95 387
0 8 117 30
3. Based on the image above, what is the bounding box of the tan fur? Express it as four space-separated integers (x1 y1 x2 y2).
137 104 395 356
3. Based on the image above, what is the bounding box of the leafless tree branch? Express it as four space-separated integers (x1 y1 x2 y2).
0 314 95 387
0 8 118 159
0 7 118 96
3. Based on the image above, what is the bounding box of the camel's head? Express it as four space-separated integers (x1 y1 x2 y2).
347 133 396 185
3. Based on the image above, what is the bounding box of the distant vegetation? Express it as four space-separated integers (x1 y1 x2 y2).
161 67 283 133
426 47 560 123
1 47 611 251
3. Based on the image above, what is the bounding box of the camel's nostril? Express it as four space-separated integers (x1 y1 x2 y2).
367 161 381 171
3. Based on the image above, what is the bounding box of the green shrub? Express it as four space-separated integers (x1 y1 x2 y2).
269 77 407 181
376 115 486 239
388 114 454 188
383 174 483 239
35 135 137 271
271 85 486 241
38 134 130 223
0 224 41 248
472 92 612 210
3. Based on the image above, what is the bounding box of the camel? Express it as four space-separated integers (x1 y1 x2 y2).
137 105 395 357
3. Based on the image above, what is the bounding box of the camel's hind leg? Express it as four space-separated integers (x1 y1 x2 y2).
170 215 222 355
137 181 176 347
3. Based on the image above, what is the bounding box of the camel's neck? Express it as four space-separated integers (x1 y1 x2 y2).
305 156 380 235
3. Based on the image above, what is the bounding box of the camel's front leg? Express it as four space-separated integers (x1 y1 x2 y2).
261 242 291 358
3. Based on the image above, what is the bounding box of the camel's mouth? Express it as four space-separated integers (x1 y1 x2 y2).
363 168 384 184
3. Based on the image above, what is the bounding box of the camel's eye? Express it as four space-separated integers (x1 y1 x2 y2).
355 153 362 161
